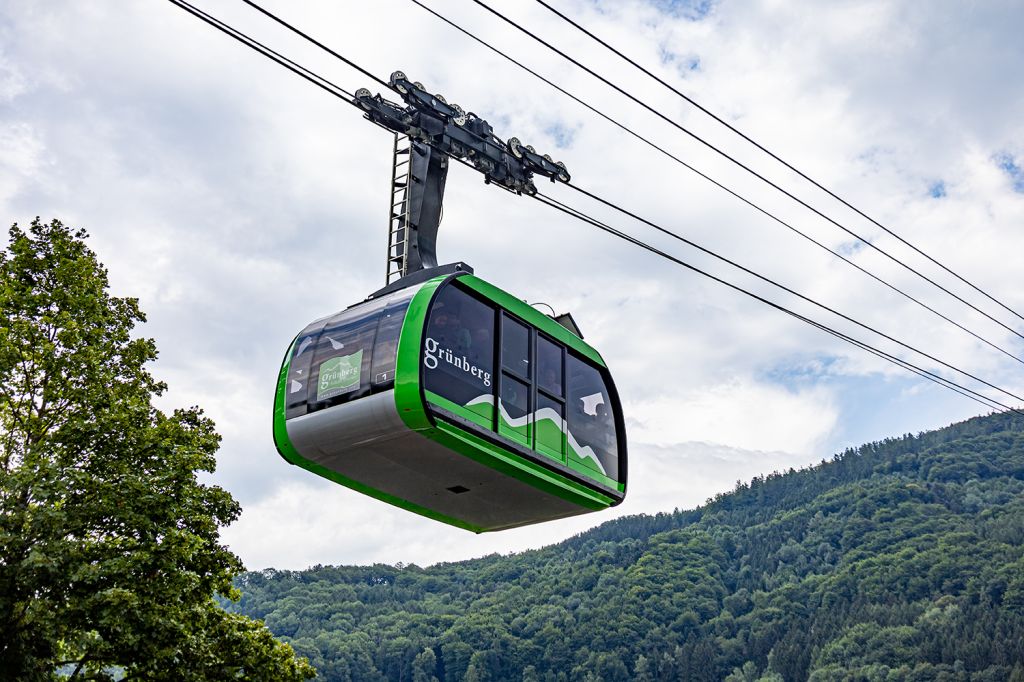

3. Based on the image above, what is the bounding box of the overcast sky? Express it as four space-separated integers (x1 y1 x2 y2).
3 0 1023 569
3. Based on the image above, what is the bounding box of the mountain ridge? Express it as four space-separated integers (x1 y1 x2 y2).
227 411 1024 680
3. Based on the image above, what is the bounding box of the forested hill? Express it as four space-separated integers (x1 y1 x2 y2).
227 412 1024 681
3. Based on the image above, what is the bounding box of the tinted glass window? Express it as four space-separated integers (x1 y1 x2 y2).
308 299 387 411
567 355 619 480
423 285 495 408
501 316 531 378
535 392 565 458
369 289 415 390
285 330 320 418
500 373 531 446
537 335 563 398
501 374 530 419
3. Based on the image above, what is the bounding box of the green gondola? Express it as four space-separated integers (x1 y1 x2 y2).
273 72 627 531
273 269 626 532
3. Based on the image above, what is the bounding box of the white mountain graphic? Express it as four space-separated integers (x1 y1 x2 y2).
466 394 607 475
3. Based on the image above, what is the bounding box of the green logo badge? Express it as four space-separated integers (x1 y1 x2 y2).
317 350 362 401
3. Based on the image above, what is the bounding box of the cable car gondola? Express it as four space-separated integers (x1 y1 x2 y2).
273 265 626 532
272 72 627 531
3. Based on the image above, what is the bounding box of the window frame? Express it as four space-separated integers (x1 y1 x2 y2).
420 280 624 490
496 311 533 447
534 332 567 461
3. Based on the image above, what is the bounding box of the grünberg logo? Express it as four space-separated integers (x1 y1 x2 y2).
423 337 491 387
317 350 363 401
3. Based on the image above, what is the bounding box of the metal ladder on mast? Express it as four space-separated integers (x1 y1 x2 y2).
385 133 412 285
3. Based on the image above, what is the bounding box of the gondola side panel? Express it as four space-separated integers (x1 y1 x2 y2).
397 275 621 510
272 307 485 532
393 276 448 431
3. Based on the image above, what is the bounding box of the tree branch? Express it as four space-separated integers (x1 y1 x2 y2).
68 652 91 681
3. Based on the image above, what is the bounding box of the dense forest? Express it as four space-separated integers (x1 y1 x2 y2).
226 412 1024 680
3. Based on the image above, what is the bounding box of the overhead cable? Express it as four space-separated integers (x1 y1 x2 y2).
533 0 1024 326
167 0 1019 415
239 0 392 92
167 0 360 103
405 0 1024 367
467 0 1024 343
557 182 1024 404
530 191 1014 416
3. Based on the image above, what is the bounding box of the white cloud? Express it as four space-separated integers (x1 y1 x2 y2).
0 54 28 103
2 0 1022 568
626 380 837 454
0 122 44 207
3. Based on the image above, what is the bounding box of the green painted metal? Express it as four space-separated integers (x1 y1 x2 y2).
271 336 300 465
458 275 606 367
494 400 622 492
394 276 446 432
424 390 493 430
272 271 623 533
534 410 566 463
419 388 615 508
272 336 484 532
428 419 613 510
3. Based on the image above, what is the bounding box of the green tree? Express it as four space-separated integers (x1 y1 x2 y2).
412 647 439 682
724 661 760 682
217 406 1024 680
633 654 654 682
463 663 482 682
0 219 315 680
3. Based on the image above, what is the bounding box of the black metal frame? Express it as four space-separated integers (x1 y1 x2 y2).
355 70 571 279
534 332 567 459
497 312 534 448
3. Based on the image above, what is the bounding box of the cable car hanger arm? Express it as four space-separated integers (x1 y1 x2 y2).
355 71 571 281
356 71 571 194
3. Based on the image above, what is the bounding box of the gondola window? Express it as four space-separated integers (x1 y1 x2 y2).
500 315 533 446
422 285 495 426
307 300 386 411
370 290 415 389
567 355 619 480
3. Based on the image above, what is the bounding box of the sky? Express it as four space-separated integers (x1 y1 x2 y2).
2 0 1023 570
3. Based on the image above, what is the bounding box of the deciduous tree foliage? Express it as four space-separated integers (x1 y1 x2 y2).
0 218 314 681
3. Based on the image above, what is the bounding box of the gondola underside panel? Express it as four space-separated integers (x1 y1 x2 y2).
284 391 597 532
